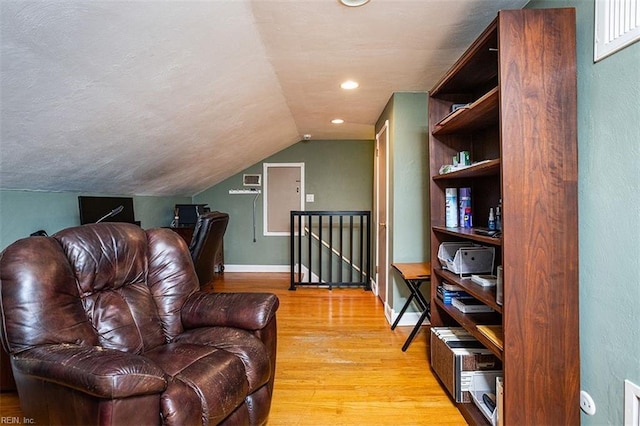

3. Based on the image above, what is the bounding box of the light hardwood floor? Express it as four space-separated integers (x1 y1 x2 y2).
0 273 465 425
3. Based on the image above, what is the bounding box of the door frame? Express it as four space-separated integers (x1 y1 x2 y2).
262 162 305 237
374 120 390 311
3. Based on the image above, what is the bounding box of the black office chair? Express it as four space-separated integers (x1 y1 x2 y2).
189 211 229 286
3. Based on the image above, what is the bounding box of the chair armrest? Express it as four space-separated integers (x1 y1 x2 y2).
181 292 279 331
12 344 167 399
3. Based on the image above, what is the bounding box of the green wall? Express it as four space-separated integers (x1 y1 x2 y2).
0 190 190 250
194 139 374 267
375 92 429 315
389 92 430 263
526 1 640 424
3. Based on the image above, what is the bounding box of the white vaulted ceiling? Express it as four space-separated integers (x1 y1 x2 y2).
0 0 528 196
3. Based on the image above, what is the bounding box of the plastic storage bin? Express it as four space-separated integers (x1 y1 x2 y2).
438 242 495 276
469 371 503 424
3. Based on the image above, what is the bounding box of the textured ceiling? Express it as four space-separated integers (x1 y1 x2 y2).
0 0 528 196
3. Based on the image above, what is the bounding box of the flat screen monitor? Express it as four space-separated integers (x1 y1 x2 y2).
78 196 136 225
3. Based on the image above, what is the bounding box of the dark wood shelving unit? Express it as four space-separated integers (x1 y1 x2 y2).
427 8 579 426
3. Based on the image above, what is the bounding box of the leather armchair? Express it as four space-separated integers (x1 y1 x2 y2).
0 223 278 425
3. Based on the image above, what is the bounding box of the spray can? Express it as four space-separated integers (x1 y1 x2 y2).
488 208 496 230
459 187 472 228
445 188 458 228
464 207 473 228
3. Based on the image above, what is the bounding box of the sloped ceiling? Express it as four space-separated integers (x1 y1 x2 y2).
0 0 528 197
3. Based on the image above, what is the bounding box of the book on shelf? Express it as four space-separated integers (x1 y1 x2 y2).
437 286 470 297
451 297 495 313
437 286 471 304
431 326 476 342
476 325 504 351
441 282 464 291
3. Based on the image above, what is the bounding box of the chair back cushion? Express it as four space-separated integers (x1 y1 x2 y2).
189 212 229 285
0 223 199 355
0 236 100 353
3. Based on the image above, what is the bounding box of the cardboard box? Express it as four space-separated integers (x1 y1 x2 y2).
430 327 502 403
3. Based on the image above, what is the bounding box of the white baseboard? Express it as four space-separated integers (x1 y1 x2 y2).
370 279 378 296
223 264 290 273
382 297 429 327
391 311 430 327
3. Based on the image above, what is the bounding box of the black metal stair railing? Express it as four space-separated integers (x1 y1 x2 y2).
290 210 371 290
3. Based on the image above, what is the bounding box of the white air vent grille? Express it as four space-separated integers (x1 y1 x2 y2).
595 0 640 61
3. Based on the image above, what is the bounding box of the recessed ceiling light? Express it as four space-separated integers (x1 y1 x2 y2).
339 0 370 7
340 80 359 90
331 118 345 124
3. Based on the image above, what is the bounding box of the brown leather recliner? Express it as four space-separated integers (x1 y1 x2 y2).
0 223 279 425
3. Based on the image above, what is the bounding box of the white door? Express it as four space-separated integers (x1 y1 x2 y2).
263 163 304 236
375 121 390 306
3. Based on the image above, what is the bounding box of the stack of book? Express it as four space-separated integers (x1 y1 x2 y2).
437 282 470 305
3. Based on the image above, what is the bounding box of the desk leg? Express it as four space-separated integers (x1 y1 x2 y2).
401 301 431 352
391 292 416 330
396 279 430 352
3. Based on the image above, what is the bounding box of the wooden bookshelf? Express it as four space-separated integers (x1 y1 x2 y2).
427 8 579 425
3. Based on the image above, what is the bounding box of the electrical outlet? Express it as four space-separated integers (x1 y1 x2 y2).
580 390 596 416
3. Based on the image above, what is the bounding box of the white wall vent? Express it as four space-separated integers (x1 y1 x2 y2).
595 0 640 61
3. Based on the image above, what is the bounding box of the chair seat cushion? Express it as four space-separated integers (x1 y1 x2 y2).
145 327 271 425
145 342 250 425
173 327 271 392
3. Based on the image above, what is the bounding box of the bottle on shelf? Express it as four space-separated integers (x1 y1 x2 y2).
446 188 459 228
488 208 496 230
459 187 472 228
464 207 473 228
496 199 502 231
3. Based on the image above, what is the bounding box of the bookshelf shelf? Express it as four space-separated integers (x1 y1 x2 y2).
433 87 499 135
434 268 502 313
434 298 503 358
432 158 500 180
432 226 502 246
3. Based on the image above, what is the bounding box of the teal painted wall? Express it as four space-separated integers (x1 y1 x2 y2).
375 92 429 314
526 2 640 424
390 92 429 263
194 139 374 266
0 190 190 250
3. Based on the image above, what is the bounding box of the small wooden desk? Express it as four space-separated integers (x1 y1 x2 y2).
391 262 431 351
168 226 195 245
